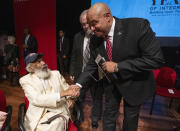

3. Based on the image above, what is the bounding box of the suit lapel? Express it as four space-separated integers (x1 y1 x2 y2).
112 18 124 61
27 35 31 46
80 32 85 58
31 74 45 93
96 18 124 61
98 39 109 61
48 75 57 92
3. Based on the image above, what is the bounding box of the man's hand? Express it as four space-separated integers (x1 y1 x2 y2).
63 55 66 59
70 85 80 92
102 61 117 73
66 98 75 108
23 44 28 48
0 111 7 128
61 86 80 98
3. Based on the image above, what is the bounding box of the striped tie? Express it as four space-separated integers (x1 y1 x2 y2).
83 39 90 71
105 36 112 61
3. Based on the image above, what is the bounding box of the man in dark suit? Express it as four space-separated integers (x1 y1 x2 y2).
22 28 37 58
57 30 70 76
73 3 165 131
69 10 102 129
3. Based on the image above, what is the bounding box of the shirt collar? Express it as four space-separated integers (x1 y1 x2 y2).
108 18 115 38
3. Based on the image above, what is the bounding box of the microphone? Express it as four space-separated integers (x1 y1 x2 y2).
95 54 111 83
95 54 118 83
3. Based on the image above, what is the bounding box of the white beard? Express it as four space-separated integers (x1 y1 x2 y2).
34 68 51 79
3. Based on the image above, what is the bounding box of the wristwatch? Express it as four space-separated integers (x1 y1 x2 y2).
114 63 119 72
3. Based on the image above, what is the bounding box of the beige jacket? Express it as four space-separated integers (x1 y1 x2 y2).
19 70 71 131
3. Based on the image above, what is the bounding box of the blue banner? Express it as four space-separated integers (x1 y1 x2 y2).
91 0 180 37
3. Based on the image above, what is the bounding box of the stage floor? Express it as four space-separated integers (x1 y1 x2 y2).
1 78 180 131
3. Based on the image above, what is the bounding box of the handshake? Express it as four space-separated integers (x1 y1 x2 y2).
61 85 80 98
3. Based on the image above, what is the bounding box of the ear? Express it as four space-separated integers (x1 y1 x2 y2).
104 13 111 22
28 63 35 73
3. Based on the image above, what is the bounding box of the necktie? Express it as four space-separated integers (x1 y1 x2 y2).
83 39 90 71
105 36 112 61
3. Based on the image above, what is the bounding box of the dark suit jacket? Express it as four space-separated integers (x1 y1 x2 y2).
69 31 85 82
22 35 37 57
77 18 165 105
56 37 70 58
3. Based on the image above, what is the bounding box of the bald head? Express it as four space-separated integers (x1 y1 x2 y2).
87 3 113 37
88 3 111 18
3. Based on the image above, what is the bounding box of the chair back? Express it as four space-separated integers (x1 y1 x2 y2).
156 67 176 88
0 89 6 112
0 89 12 131
24 96 29 110
174 66 180 90
174 66 180 79
153 69 160 83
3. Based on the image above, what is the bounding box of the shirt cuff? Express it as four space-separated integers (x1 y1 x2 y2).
56 93 61 102
75 83 82 88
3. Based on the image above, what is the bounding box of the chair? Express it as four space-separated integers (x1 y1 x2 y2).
0 89 12 131
150 67 180 115
174 65 180 90
18 96 80 131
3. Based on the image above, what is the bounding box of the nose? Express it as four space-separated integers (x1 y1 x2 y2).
41 60 45 65
90 26 95 31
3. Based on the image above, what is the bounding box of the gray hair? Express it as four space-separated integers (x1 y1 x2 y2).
8 36 16 44
80 9 88 24
26 64 32 73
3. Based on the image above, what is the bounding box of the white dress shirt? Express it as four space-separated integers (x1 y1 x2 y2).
104 18 115 48
25 34 30 45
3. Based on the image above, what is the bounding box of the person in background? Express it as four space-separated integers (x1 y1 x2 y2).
4 36 20 86
72 3 165 131
0 34 8 80
22 28 37 58
19 53 80 131
56 30 70 76
69 10 103 129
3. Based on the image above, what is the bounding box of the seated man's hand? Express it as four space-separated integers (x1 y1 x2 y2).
66 98 75 108
0 111 7 128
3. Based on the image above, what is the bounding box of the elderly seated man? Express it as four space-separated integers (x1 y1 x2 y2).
19 53 80 131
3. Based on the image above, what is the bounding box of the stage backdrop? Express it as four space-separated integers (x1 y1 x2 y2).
13 0 56 74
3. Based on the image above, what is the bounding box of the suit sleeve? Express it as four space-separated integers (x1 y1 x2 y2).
22 37 25 45
56 39 60 54
77 41 98 87
63 38 70 57
117 19 165 80
69 35 77 76
28 36 37 52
